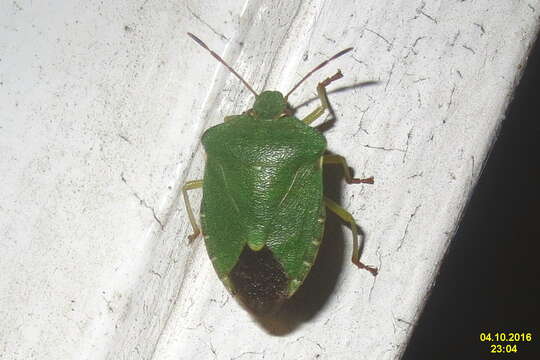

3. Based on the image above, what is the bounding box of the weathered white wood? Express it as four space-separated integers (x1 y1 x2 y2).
1 1 244 358
1 0 538 359
154 1 540 360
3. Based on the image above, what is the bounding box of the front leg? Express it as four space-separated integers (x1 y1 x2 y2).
301 70 344 125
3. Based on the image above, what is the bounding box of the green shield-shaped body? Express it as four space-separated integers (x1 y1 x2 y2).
200 113 326 312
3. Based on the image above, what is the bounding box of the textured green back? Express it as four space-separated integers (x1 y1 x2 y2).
200 114 326 294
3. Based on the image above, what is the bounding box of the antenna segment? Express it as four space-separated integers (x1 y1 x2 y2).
187 33 258 97
285 47 354 99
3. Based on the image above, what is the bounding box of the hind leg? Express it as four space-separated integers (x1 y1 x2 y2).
182 180 203 241
324 197 378 276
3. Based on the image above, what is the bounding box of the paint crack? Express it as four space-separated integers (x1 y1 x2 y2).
397 204 422 250
187 4 229 41
121 172 165 230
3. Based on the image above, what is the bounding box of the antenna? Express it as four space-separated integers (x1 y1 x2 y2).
187 33 258 97
285 47 353 99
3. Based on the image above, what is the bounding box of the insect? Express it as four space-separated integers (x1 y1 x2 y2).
182 33 377 313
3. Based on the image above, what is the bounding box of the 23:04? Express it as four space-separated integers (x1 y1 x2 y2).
491 344 518 353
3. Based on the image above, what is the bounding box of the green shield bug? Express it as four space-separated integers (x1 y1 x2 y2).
182 33 377 313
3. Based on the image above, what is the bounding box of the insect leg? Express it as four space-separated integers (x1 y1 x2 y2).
182 180 203 241
224 115 238 122
301 70 344 125
324 196 378 276
323 155 374 184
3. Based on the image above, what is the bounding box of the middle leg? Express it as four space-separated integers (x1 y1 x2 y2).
323 154 374 184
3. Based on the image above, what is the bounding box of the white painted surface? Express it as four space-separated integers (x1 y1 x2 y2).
1 0 538 359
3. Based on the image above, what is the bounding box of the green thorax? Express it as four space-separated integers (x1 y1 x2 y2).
201 104 326 166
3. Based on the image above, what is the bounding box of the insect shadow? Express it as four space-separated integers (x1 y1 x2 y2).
293 81 379 111
293 80 379 133
245 83 376 335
